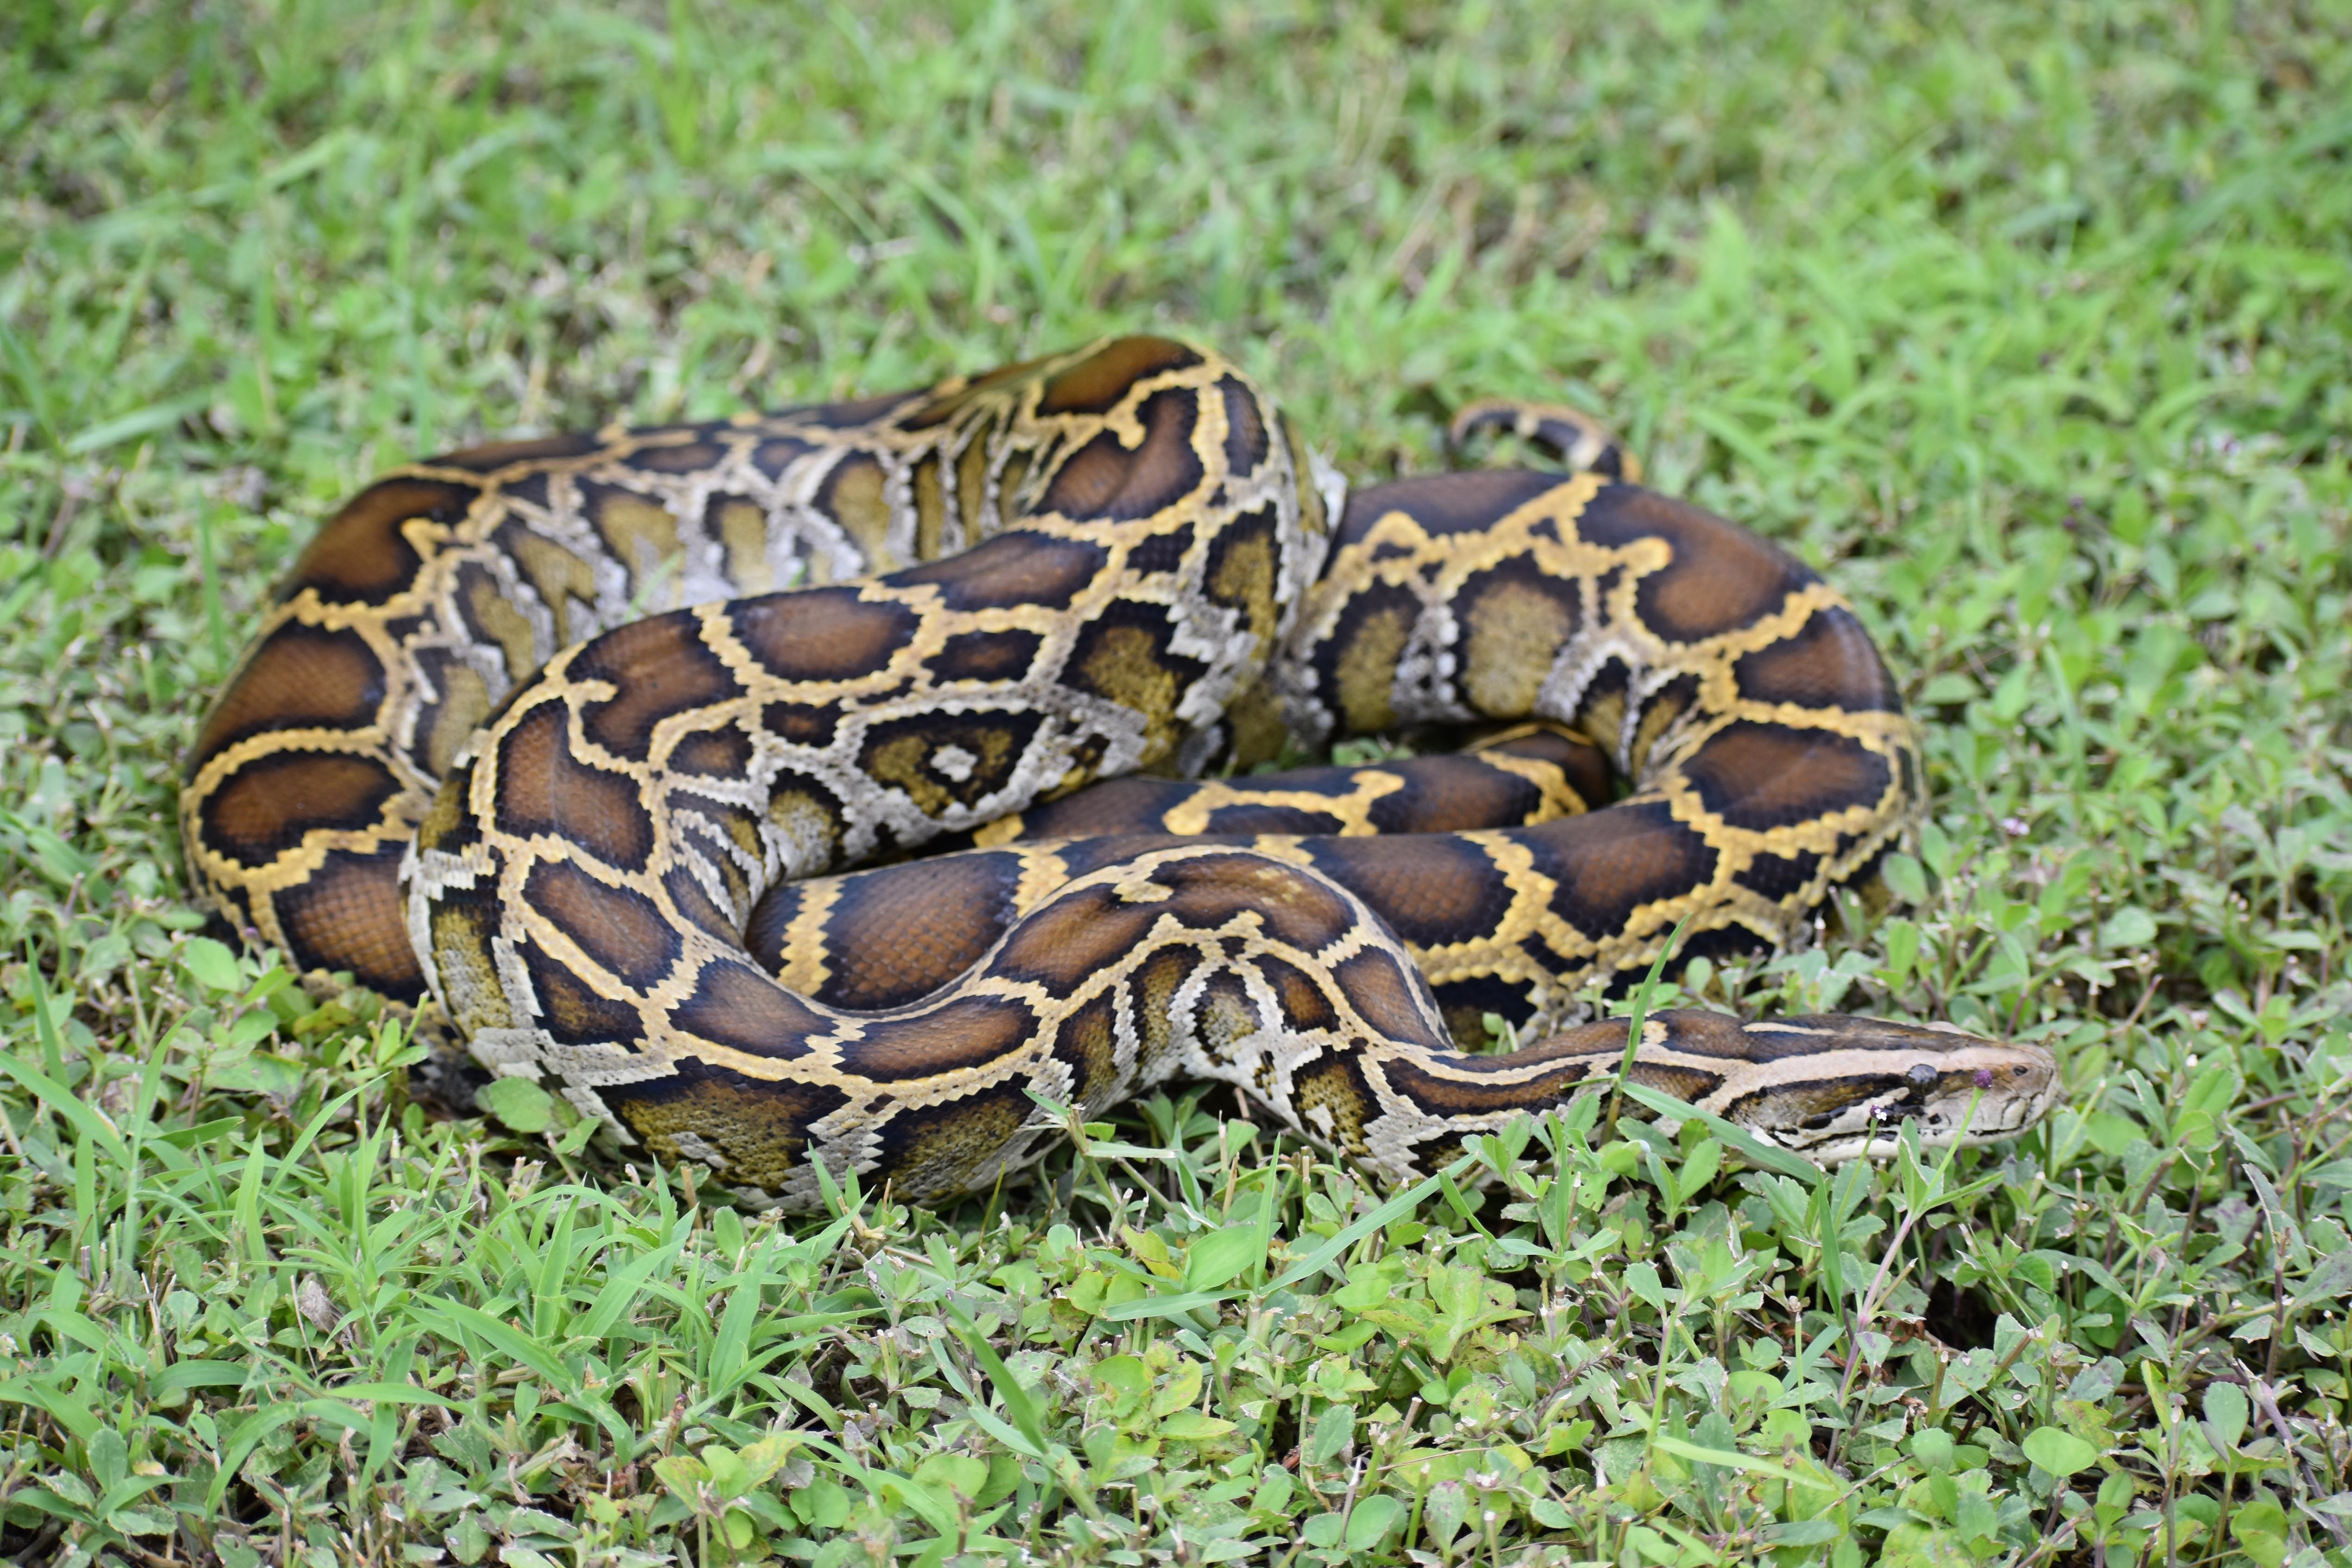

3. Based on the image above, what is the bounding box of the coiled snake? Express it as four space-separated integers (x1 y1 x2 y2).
180 337 2057 1210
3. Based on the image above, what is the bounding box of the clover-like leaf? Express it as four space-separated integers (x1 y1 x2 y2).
477 1075 556 1134
2021 1426 2098 1477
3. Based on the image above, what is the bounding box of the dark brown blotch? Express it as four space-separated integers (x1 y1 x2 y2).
1215 761 1382 802
1335 470 1562 545
272 844 424 1000
1126 519 1195 576
932 628 1044 684
794 390 925 429
193 623 387 769
523 941 646 1046
956 350 1058 399
1217 375 1270 475
1430 973 1543 1051
629 441 728 474
503 471 553 511
740 880 804 975
1678 721 1893 833
1667 924 1776 986
1731 606 1903 712
1520 802 1720 944
493 705 658 871
1007 780 1195 841
667 958 824 1058
523 858 681 989
1736 845 1826 903
664 864 744 943
731 587 920 682
1380 1054 1599 1117
1201 804 1346 836
669 723 755 779
1155 853 1358 953
1362 753 1550 833
851 996 1041 1083
1037 388 1205 522
1715 1073 1901 1129
890 531 1109 612
278 477 469 606
200 751 403 868
1328 946 1449 1047
1307 834 1514 950
1257 954 1338 1033
993 885 1165 993
1626 1060 1730 1102
895 370 1032 434
761 701 838 746
1037 337 1203 414
1478 727 1615 812
570 612 744 762
812 852 1023 1008
1631 1009 1763 1060
752 435 817 479
622 418 732 441
1576 487 1814 642
1741 1014 1983 1058
1049 990 1125 1104
1046 832 1194 881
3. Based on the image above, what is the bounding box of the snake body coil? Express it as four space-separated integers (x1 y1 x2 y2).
181 338 2057 1209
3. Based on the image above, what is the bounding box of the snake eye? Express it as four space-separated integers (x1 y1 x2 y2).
1904 1062 1937 1090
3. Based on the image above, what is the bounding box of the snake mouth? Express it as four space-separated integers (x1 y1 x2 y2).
1794 1051 2057 1162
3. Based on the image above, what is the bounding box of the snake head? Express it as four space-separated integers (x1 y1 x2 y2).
1729 1015 2061 1165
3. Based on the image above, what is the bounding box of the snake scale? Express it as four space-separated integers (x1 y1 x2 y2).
180 337 2057 1211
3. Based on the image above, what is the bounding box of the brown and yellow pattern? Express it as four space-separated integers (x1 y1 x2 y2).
183 336 2057 1210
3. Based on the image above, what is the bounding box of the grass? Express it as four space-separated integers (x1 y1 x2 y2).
3 0 2352 1562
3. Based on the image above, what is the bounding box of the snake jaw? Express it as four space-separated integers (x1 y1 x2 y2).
1764 1033 2061 1166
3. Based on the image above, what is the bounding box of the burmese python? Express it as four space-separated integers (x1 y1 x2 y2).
180 337 2057 1210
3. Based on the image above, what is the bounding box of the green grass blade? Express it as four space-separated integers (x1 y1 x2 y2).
1616 1079 1825 1188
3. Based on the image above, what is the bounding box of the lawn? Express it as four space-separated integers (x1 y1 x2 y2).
4 0 2352 1563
